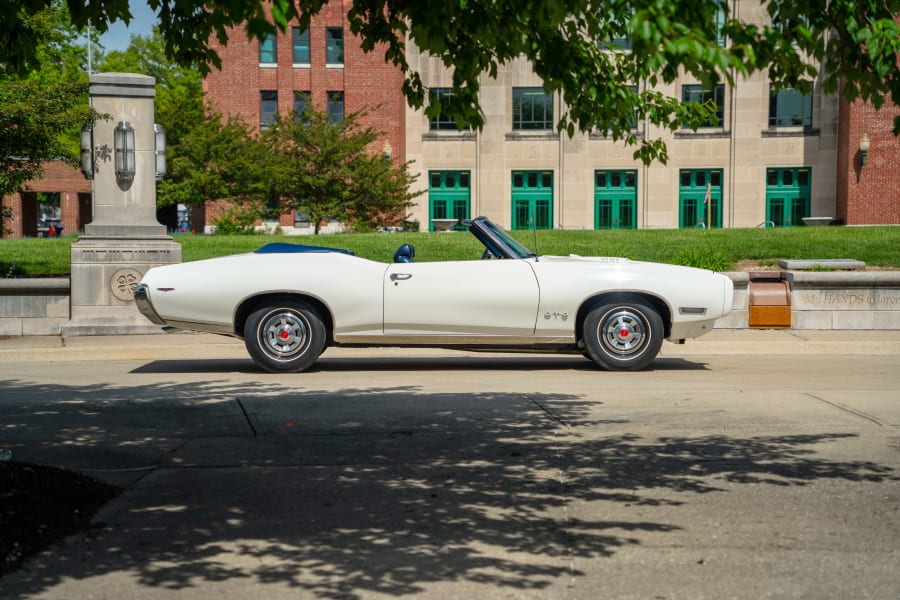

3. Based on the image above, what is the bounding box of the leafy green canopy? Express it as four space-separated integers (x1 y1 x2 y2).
265 106 421 233
2 0 899 164
0 80 93 199
156 101 420 234
0 0 97 190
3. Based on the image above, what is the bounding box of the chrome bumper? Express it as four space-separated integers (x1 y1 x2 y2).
133 284 167 325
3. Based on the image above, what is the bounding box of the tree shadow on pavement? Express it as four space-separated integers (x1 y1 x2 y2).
0 378 894 598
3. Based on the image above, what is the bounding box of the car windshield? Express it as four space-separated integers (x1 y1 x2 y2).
485 221 537 258
473 217 536 259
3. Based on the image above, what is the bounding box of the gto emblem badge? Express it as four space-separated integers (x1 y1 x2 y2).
544 311 568 321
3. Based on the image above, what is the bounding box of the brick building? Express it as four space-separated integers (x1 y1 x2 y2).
1 161 91 238
836 95 900 225
201 0 406 232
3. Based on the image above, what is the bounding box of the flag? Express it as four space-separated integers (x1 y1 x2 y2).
703 182 712 229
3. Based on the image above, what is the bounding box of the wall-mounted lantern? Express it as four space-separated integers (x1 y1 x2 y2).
859 133 870 166
154 123 167 181
79 125 93 179
114 120 136 181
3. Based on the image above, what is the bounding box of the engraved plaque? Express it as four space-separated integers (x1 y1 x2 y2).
111 268 142 301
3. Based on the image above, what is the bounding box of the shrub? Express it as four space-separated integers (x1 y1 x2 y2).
212 208 259 235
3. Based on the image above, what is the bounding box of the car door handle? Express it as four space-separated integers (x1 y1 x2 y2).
390 273 413 281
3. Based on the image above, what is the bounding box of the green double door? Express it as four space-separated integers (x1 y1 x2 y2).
511 171 553 230
428 171 470 231
595 170 637 229
679 169 722 228
766 168 810 227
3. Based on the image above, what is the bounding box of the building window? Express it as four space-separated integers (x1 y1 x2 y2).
769 85 813 128
292 27 310 64
596 85 639 134
682 84 725 128
327 91 344 123
429 88 462 131
512 88 553 131
771 11 810 46
293 91 310 120
511 170 553 230
714 3 727 46
326 27 344 65
259 30 277 64
599 8 634 50
260 90 278 128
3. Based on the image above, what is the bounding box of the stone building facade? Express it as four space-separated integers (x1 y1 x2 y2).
405 2 854 231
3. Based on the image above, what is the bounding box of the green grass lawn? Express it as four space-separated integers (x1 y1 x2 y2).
2 226 899 276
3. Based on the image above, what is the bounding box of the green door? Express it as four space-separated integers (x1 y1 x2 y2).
595 170 637 229
428 171 471 231
679 169 723 228
511 171 553 230
766 168 810 227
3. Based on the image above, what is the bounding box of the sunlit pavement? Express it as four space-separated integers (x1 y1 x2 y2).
2 330 899 599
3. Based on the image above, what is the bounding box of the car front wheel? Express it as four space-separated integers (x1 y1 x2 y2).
244 302 326 372
583 301 663 371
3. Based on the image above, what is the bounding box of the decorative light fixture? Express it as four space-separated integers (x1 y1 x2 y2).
859 133 870 166
114 120 136 181
154 123 167 181
383 140 392 161
79 125 93 179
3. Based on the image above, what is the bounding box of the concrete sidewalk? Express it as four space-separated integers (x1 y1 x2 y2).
2 330 899 599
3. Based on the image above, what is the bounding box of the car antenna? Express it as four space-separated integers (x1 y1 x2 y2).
530 216 539 261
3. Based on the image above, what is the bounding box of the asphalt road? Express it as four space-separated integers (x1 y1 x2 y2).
1 330 899 599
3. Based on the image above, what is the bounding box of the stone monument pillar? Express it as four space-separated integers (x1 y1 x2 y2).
63 73 181 335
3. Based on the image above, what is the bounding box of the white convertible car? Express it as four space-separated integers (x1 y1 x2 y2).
135 216 733 372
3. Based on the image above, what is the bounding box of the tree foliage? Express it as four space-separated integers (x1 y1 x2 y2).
264 106 420 233
156 109 270 210
0 80 95 236
0 80 94 200
2 0 898 164
98 27 204 151
0 0 97 196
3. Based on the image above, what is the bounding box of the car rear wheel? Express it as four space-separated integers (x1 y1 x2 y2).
244 302 326 372
583 301 663 371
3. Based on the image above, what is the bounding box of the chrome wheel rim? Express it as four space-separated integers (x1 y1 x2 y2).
260 310 311 358
599 308 648 357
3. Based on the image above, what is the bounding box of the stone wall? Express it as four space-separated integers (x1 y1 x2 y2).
786 272 900 329
0 279 70 336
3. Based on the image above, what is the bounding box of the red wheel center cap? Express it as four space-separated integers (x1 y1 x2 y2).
620 327 630 338
280 330 290 340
